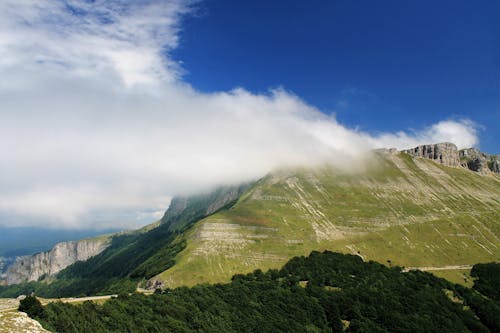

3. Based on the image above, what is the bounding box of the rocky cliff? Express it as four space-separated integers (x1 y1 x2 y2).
402 143 499 174
0 256 16 281
5 237 110 285
459 148 500 174
161 183 252 232
402 142 460 167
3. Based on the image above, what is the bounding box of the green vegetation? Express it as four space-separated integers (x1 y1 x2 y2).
24 252 500 332
430 269 473 288
158 153 500 287
0 225 183 297
18 295 45 319
0 185 246 298
1 153 498 298
471 263 500 301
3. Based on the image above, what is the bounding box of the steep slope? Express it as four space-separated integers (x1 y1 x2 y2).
1 143 497 297
0 185 252 297
1 222 164 286
161 183 252 232
154 149 500 287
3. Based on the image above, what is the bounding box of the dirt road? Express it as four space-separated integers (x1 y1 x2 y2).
0 294 117 313
402 265 472 273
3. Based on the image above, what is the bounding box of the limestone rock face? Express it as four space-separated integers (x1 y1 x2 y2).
5 238 109 285
402 142 460 167
402 143 499 174
160 196 189 226
491 159 500 173
459 148 499 174
205 186 245 215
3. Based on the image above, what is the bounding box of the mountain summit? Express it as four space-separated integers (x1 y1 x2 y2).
401 142 499 173
151 143 499 288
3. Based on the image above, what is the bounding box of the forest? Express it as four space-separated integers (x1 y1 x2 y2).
20 251 499 333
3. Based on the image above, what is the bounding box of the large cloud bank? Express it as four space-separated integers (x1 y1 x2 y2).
0 1 478 228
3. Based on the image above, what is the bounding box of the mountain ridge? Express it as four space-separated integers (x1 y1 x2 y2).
5 236 111 285
153 144 499 288
0 142 498 297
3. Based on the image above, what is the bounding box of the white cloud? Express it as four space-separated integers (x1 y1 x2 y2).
366 119 478 151
0 1 479 229
0 0 188 86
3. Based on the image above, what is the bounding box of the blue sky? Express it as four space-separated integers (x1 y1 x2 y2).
174 0 500 153
0 0 495 229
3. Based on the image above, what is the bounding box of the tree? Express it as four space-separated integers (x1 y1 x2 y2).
18 295 45 319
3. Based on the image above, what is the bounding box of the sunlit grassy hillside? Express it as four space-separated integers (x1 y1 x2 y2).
156 152 500 287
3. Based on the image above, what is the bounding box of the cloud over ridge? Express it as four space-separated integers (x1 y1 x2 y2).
0 1 479 228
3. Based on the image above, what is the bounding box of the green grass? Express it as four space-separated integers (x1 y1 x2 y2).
431 269 474 288
157 153 500 287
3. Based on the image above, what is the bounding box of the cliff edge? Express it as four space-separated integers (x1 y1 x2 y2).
5 237 110 285
402 142 499 173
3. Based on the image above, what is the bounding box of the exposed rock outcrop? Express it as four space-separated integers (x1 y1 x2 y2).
5 238 110 285
402 143 499 174
0 256 16 279
402 142 460 167
161 183 252 232
459 148 500 174
206 186 247 215
492 159 500 173
145 278 165 290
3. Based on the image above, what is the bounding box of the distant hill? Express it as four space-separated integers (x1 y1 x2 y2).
0 227 120 257
0 227 119 282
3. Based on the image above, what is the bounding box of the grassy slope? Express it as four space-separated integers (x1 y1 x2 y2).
0 185 254 298
156 152 500 287
432 269 474 288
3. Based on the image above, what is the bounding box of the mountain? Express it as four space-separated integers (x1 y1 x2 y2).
0 185 249 296
161 183 252 232
5 236 110 285
0 143 498 297
0 227 120 258
0 227 120 284
152 144 499 288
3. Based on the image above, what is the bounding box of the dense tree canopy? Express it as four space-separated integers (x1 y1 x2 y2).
21 251 499 333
